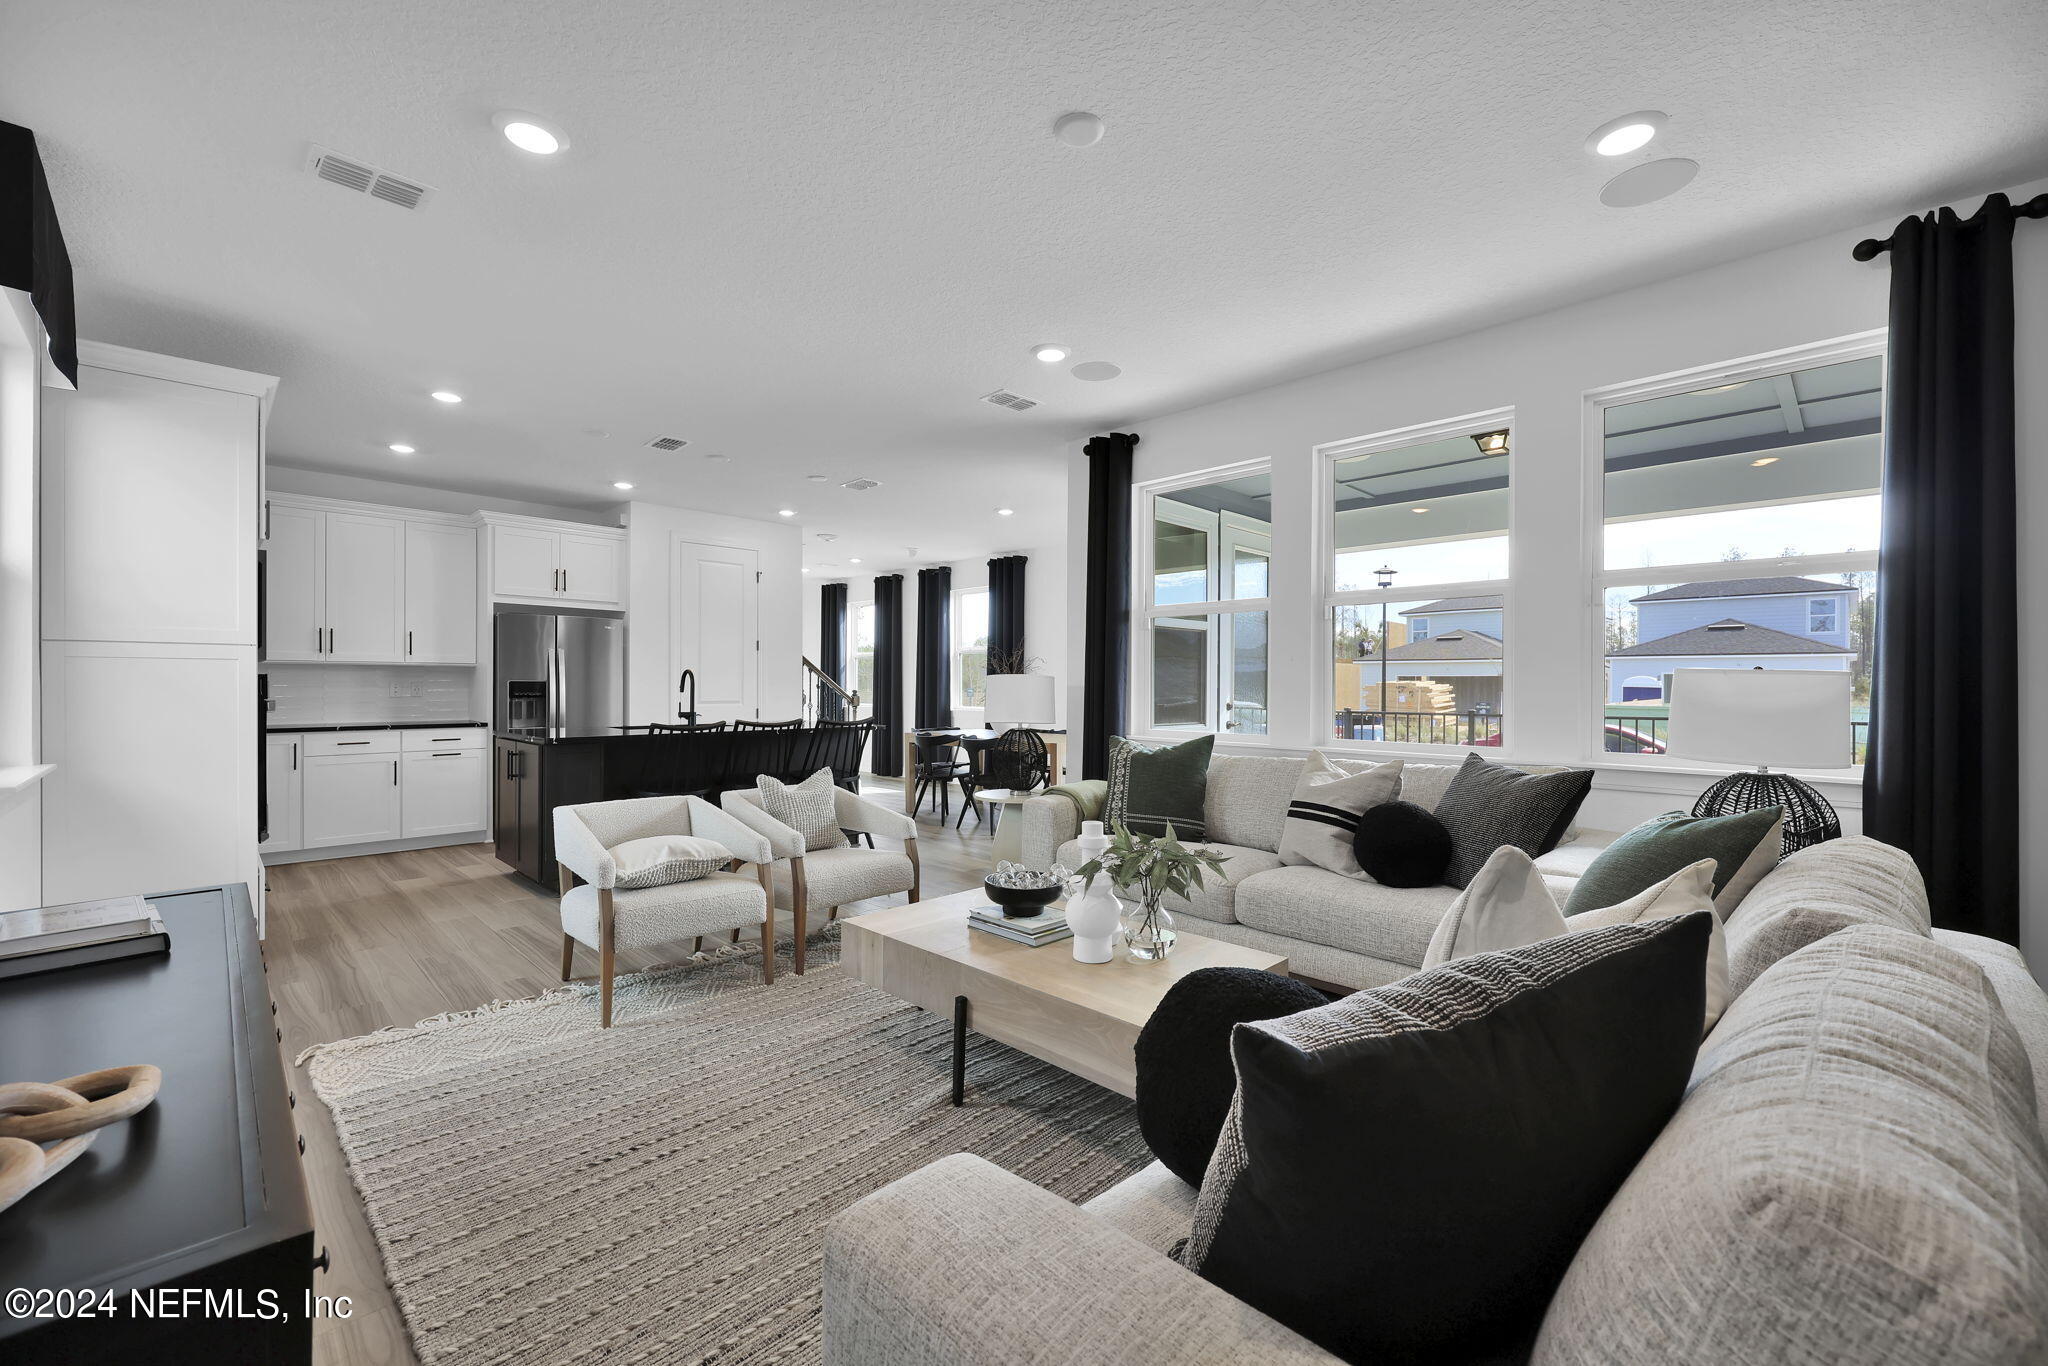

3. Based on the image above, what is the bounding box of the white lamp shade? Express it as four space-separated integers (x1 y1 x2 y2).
983 673 1056 727
1666 669 1854 769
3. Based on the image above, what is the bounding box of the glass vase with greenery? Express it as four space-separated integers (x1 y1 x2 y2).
1076 823 1229 960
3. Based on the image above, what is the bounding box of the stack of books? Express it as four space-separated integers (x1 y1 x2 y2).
0 895 170 979
968 904 1073 947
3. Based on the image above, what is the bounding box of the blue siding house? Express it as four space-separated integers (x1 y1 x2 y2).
1609 576 1858 702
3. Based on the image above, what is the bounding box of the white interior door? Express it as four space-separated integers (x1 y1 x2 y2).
671 539 759 724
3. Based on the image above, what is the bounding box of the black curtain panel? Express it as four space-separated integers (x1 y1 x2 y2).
871 574 905 777
988 554 1028 668
1081 432 1138 778
818 582 848 719
1859 192 2029 942
914 566 953 729
0 120 79 387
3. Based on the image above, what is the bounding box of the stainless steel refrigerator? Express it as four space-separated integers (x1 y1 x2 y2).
494 609 626 735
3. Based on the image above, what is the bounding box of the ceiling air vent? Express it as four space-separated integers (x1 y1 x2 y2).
841 477 882 492
981 389 1039 412
644 435 689 451
305 144 436 211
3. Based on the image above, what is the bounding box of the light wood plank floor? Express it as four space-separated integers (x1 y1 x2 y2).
265 778 1003 1366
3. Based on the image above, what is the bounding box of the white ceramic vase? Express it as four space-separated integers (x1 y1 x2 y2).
1065 820 1123 964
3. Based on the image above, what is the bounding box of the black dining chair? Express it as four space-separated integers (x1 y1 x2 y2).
733 718 804 730
958 727 1050 830
909 731 968 823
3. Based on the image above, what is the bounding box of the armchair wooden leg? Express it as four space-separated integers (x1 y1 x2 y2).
692 936 703 956
560 934 575 981
760 913 775 985
598 888 616 1029
791 858 809 976
908 838 922 903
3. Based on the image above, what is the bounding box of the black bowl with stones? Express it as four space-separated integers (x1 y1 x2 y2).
983 877 1062 918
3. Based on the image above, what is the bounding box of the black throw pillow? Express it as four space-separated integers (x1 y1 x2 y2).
1352 800 1453 887
1432 752 1595 888
1183 913 1711 1365
1134 967 1328 1186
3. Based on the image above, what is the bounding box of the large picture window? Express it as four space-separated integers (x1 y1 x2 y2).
851 600 876 717
1133 467 1271 736
1596 344 1881 764
953 587 989 709
1320 413 1512 748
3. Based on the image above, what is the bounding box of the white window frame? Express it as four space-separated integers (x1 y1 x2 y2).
1129 459 1275 742
952 585 990 711
1312 407 1516 757
1808 597 1839 634
1583 330 1885 774
848 598 876 719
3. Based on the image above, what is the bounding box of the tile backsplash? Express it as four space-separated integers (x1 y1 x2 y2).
265 664 479 725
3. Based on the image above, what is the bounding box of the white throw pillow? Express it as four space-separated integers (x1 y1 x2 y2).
1423 846 1730 1032
757 767 849 852
1276 753 1403 881
610 835 733 889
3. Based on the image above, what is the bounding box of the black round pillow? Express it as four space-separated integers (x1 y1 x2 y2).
1353 800 1454 888
1135 966 1328 1185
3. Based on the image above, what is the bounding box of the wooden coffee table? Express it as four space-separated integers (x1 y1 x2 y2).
842 890 1289 1103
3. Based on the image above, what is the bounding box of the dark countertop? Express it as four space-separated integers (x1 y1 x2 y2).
265 720 489 734
494 727 627 745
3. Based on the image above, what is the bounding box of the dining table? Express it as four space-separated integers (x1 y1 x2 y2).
900 727 1068 816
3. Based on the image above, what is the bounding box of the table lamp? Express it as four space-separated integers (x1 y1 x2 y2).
1665 668 1852 855
983 673 1056 731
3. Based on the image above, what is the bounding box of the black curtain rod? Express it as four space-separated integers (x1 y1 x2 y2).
1853 191 2048 260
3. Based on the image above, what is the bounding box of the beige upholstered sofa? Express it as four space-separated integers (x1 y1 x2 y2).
822 837 2048 1365
1016 752 1608 989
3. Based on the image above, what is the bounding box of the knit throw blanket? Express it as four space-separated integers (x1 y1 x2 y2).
1043 779 1108 821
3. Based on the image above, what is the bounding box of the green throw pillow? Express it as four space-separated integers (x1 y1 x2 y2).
1106 734 1213 840
1563 807 1784 918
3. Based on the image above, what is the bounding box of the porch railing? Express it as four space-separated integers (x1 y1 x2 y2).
1605 714 1870 762
1332 709 1504 746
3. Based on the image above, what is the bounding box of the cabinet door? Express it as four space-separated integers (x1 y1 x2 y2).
260 734 304 852
492 525 559 599
302 752 403 847
323 513 407 662
265 504 326 662
402 749 488 837
493 740 531 872
556 532 622 605
404 522 479 664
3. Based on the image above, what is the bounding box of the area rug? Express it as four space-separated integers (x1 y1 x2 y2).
299 930 1150 1366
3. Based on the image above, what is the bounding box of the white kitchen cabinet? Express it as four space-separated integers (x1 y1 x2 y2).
302 750 404 848
403 522 479 663
484 517 626 608
324 512 407 663
261 733 303 853
265 503 325 662
401 748 488 836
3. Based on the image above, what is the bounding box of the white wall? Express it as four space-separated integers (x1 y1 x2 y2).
0 291 45 912
1068 174 2048 978
621 501 804 726
267 464 612 526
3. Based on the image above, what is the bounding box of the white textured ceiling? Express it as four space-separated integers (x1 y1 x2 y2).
6 0 2047 573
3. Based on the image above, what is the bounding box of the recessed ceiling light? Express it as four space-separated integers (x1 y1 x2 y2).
1750 456 1780 467
704 452 730 462
493 111 568 155
430 390 463 404
1053 112 1105 147
1411 506 1430 514
1585 111 1666 157
778 508 796 517
807 474 829 482
388 443 415 455
1032 343 1070 363
1071 360 1122 381
850 557 863 564
582 428 610 438
1599 157 1699 208
612 481 635 490
995 507 1015 516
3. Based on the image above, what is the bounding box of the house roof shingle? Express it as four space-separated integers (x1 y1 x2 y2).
1402 594 1503 615
1610 618 1855 658
1357 629 1504 663
1628 576 1849 603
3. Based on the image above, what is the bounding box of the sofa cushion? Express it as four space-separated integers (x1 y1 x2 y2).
1187 914 1712 1364
1234 864 1458 967
1057 839 1280 925
1108 734 1215 839
1276 753 1403 880
1432 753 1595 887
1533 925 2048 1366
1561 807 1782 918
1080 1160 1199 1256
1724 835 1931 996
1934 928 2048 1131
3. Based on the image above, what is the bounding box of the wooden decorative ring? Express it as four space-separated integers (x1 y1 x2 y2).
0 1085 101 1213
0 1065 162 1144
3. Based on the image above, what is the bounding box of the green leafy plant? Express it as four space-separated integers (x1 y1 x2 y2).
1077 823 1230 908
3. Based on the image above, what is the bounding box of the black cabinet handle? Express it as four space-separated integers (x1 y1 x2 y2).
296 1134 305 1155
337 740 369 746
393 760 399 785
407 629 414 656
288 1089 296 1108
312 1246 330 1273
432 752 461 758
275 1026 282 1043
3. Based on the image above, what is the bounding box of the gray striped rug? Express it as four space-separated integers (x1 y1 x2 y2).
301 931 1149 1366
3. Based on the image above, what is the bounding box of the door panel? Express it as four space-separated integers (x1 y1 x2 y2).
302 752 402 847
671 541 759 723
492 526 559 599
260 734 303 852
401 749 488 836
325 513 407 662
556 533 622 605
556 614 625 733
264 505 325 661
404 522 478 663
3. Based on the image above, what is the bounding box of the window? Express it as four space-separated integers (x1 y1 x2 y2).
1597 346 1881 764
1321 413 1512 747
851 601 876 717
954 587 990 709
1133 468 1271 736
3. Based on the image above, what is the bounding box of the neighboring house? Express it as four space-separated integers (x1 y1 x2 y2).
1348 596 1505 713
1402 594 1504 642
1608 576 1858 703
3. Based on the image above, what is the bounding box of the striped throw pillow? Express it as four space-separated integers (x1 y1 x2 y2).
1276 753 1403 880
